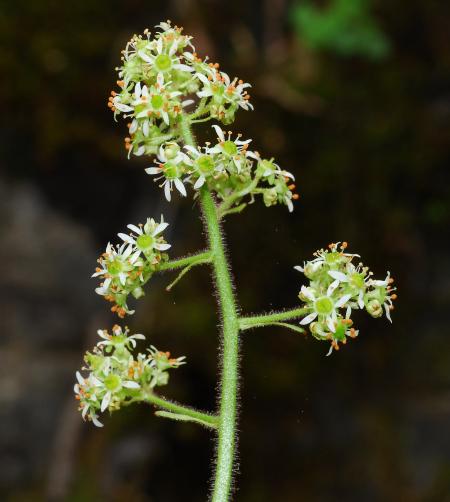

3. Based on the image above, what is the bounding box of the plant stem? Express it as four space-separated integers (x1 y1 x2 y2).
239 307 309 330
159 250 212 272
200 187 240 502
144 392 219 429
179 113 240 502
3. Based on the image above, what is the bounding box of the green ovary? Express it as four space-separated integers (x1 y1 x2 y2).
163 162 179 179
222 141 238 156
107 259 123 275
333 322 346 341
212 84 224 96
136 234 154 250
350 273 365 289
197 155 215 174
155 54 172 72
314 296 334 315
325 252 340 265
104 374 121 392
151 94 164 109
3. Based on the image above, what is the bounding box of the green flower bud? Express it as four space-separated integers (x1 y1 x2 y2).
263 188 278 207
132 287 145 299
365 299 383 318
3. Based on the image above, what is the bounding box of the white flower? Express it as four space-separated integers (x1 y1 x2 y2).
209 125 252 173
74 371 104 426
368 271 396 322
99 375 141 412
118 216 171 256
92 242 142 288
196 70 253 111
132 76 182 126
299 285 352 333
183 144 223 189
138 35 193 81
96 326 146 350
145 144 189 201
258 158 295 181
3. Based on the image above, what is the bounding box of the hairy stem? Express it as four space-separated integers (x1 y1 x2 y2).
200 187 240 501
239 307 309 330
158 250 212 272
144 392 219 429
179 113 240 502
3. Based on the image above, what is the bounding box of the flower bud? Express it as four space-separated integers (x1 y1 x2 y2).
263 188 277 207
303 261 323 279
365 299 383 318
132 287 145 299
164 142 181 160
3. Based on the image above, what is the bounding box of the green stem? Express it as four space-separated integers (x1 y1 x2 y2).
158 250 212 272
217 175 261 220
239 307 309 330
219 202 248 218
179 113 240 502
144 392 218 429
200 187 240 502
165 255 211 291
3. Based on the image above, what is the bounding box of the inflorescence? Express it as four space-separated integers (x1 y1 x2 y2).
93 216 170 317
108 21 298 211
76 21 396 432
295 242 397 355
74 325 185 426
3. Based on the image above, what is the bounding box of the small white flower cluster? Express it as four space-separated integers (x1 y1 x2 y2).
74 325 185 427
145 125 298 209
295 242 397 354
93 216 171 317
108 21 253 156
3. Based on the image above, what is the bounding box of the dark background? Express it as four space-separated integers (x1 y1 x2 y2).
1 0 449 500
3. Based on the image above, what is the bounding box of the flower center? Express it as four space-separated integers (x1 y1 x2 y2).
151 94 164 109
212 83 224 94
314 296 334 315
197 155 214 174
104 374 121 392
350 273 365 289
163 162 179 179
222 141 238 156
136 234 154 250
107 259 123 276
155 54 172 72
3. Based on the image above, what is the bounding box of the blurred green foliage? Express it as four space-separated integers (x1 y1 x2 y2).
291 0 390 59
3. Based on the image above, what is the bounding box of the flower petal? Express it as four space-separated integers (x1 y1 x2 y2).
174 178 187 196
101 392 111 412
300 312 317 325
335 294 352 309
122 381 140 389
328 271 347 282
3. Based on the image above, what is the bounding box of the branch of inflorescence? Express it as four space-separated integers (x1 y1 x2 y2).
124 392 219 429
238 307 309 331
158 250 213 291
158 250 212 272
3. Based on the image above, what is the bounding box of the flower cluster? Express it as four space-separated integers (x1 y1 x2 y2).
93 217 170 317
74 325 185 426
108 21 253 156
296 242 397 354
145 125 298 210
